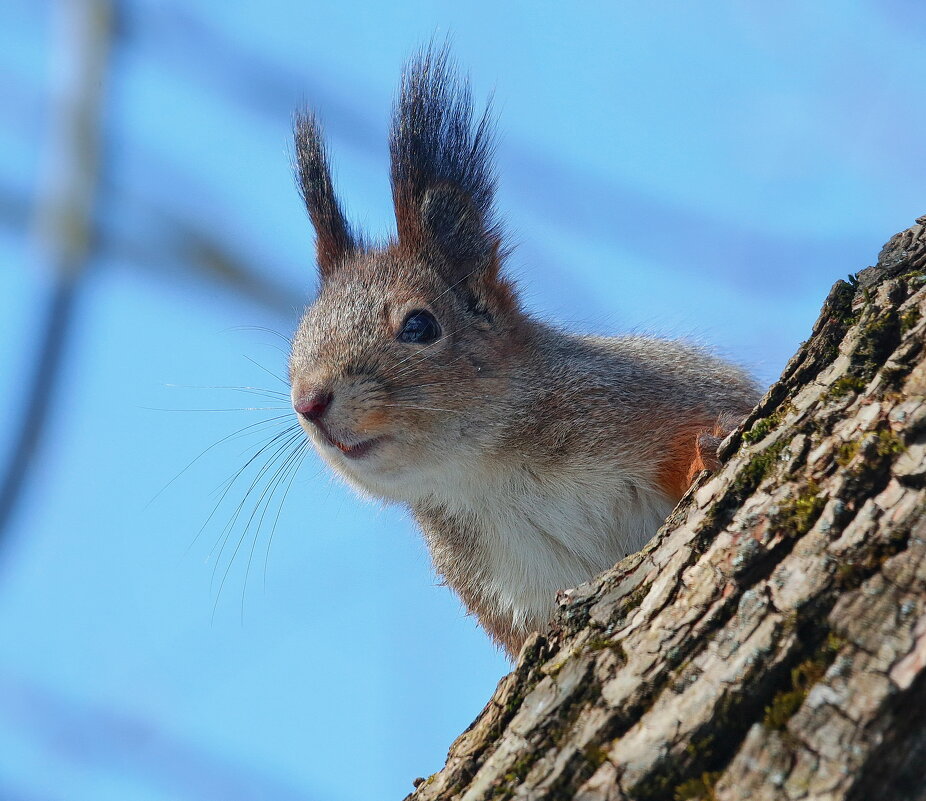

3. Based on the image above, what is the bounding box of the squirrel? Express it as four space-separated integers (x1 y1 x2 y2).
288 45 761 657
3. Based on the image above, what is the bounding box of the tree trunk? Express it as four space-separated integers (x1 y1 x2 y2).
405 215 926 801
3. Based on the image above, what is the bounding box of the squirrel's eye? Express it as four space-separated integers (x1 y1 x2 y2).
398 310 441 344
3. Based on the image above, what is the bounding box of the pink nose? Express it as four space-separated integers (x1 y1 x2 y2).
295 391 332 422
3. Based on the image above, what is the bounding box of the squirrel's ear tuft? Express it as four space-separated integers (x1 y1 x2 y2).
390 44 501 278
293 112 358 279
420 184 491 267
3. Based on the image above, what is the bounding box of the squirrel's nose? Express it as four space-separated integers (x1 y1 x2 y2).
295 390 332 422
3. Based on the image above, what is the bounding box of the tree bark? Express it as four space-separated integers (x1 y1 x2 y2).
405 215 926 801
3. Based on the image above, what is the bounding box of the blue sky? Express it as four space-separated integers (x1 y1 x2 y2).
1 2 925 800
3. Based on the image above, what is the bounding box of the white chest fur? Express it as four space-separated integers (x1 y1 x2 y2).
421 462 673 636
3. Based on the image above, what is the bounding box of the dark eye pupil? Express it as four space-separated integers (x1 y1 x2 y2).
399 310 441 344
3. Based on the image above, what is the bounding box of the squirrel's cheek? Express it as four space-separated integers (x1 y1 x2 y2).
357 408 390 430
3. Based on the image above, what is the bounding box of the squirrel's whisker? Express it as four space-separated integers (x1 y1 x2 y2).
389 346 476 384
154 413 294 517
209 428 303 566
227 325 294 346
143 406 291 413
162 383 289 399
263 441 315 592
389 380 471 390
200 426 301 558
238 437 310 623
381 403 464 414
243 355 291 388
389 315 483 379
210 429 305 610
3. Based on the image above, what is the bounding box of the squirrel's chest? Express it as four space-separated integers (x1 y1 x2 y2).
414 468 672 642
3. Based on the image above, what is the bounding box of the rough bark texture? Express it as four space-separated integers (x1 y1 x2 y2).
405 215 926 801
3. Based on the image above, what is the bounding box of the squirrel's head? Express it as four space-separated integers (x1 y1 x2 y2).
289 46 520 500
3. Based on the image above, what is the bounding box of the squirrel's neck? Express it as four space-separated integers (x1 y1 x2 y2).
481 314 578 428
473 317 632 466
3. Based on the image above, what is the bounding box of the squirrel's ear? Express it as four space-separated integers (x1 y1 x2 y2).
293 112 357 279
390 45 501 281
420 184 492 268
422 183 514 312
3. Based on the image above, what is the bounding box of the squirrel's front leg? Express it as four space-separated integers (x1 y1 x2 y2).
658 411 744 502
687 411 747 490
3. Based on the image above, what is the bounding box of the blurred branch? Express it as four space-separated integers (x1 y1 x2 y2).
0 670 318 801
0 180 304 317
118 3 379 149
0 186 29 229
118 183 305 316
0 0 113 545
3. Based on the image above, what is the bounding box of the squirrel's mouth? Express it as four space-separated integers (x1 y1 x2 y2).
315 425 385 460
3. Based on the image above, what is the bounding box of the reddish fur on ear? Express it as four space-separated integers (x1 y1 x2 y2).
479 246 518 314
392 185 424 256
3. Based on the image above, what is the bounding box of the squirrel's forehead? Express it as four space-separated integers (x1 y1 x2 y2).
352 252 444 291
295 295 381 365
308 283 380 331
314 260 449 313
301 278 394 337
